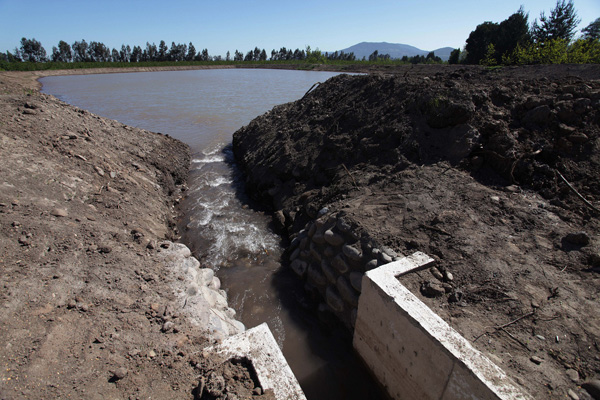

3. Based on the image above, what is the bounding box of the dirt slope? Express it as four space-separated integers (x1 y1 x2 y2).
0 73 270 400
233 65 600 399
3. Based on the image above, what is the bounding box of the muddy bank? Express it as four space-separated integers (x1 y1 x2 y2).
233 65 600 399
0 73 267 399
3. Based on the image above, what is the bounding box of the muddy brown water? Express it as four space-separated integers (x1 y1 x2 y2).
41 69 386 400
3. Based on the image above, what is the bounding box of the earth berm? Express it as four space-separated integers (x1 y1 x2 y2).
233 64 600 400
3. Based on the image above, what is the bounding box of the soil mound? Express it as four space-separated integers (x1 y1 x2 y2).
233 65 600 399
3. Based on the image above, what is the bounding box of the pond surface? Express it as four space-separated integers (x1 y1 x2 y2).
41 69 384 400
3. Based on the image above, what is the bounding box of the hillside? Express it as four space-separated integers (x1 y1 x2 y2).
334 41 454 60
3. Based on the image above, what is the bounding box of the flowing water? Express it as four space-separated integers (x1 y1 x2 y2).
41 69 385 399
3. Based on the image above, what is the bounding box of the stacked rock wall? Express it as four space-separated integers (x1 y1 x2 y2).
288 211 398 331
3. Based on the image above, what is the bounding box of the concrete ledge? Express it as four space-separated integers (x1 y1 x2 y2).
353 252 531 400
204 323 307 400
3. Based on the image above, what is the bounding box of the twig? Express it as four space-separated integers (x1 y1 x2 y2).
556 170 599 213
302 82 321 99
420 224 452 236
342 163 358 188
499 327 531 350
474 310 535 342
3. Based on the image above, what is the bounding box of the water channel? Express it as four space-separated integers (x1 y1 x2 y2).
41 69 385 400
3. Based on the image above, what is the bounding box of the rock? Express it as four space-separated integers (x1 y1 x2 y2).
289 247 300 261
523 105 552 126
321 260 337 284
324 230 345 246
50 208 68 217
444 271 454 282
336 219 352 233
582 379 600 399
331 255 349 274
379 252 393 264
95 166 105 176
430 267 444 281
566 368 580 382
365 259 378 270
98 245 112 254
253 387 263 396
421 282 445 298
325 286 344 312
291 259 308 277
317 207 329 217
568 132 589 144
530 356 543 365
567 389 579 400
312 231 325 245
336 276 359 307
161 321 174 333
208 277 221 290
308 264 327 286
18 236 31 246
206 372 225 397
110 367 128 382
564 232 590 246
342 244 362 262
148 349 157 358
349 271 363 292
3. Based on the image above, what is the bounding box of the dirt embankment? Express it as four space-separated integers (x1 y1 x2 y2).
0 73 269 400
233 65 600 399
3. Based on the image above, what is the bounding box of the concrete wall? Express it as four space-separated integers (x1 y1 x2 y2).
353 252 531 400
204 323 307 400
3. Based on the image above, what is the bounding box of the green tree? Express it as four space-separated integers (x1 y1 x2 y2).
158 40 168 61
72 40 89 62
448 48 461 64
532 0 581 43
186 42 197 61
19 37 47 62
581 18 600 40
111 48 119 62
496 7 531 58
465 22 499 64
51 40 73 62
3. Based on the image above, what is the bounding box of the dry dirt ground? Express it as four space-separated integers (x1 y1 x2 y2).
0 71 271 400
233 64 600 399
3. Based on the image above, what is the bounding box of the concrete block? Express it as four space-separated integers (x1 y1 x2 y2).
353 252 531 400
204 323 306 400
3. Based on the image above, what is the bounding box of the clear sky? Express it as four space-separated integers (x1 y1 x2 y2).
1 0 599 57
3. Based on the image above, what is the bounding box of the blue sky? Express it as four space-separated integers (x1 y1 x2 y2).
1 0 598 57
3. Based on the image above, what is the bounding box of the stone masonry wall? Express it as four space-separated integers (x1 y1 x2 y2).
288 211 400 331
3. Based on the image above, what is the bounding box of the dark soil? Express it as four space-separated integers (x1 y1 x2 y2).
233 64 600 399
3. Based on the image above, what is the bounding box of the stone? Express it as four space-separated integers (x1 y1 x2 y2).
148 350 157 358
290 247 300 261
567 389 579 400
444 271 454 282
324 246 336 258
365 259 378 270
342 244 362 262
582 379 600 399
325 286 344 312
321 260 337 284
307 222 316 237
95 166 105 176
317 207 329 217
209 277 221 290
530 356 543 365
568 132 589 144
197 268 215 286
51 208 68 217
336 219 352 233
421 282 445 298
111 367 128 381
308 264 327 286
566 368 580 382
312 231 325 245
291 259 308 277
336 276 359 307
379 252 393 264
430 267 444 281
331 255 349 274
349 271 363 292
324 230 345 246
161 321 174 333
523 105 552 126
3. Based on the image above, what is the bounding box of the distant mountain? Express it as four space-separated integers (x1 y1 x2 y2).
333 42 455 61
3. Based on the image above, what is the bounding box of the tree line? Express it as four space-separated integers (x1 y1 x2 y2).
450 0 599 65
